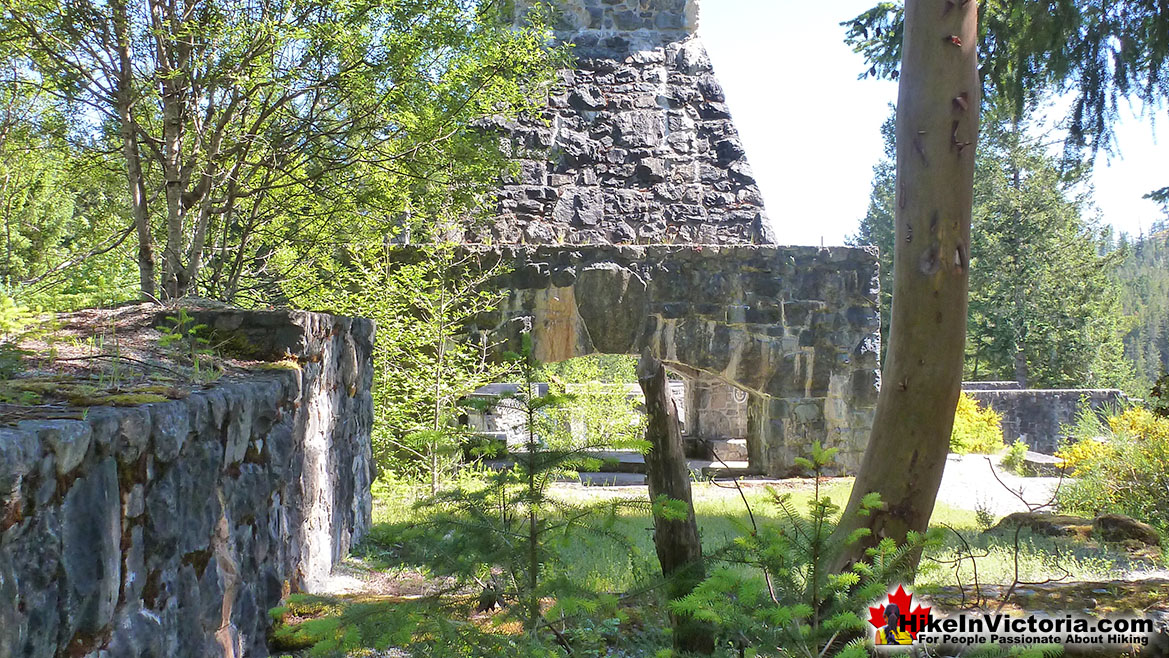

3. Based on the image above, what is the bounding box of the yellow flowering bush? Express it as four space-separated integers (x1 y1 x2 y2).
1055 438 1113 476
1108 407 1169 443
950 392 1004 454
1059 406 1169 530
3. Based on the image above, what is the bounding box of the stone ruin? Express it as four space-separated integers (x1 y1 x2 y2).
460 0 882 475
470 245 879 475
963 382 1127 455
1 310 373 657
486 0 772 246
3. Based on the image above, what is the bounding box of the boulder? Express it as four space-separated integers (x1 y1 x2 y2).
989 512 1093 539
1093 513 1160 547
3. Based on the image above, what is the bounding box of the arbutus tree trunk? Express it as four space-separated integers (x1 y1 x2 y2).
636 353 713 655
831 0 979 571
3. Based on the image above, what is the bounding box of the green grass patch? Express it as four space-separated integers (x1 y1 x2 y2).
361 475 1154 594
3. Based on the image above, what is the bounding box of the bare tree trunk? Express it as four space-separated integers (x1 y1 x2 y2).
111 0 155 301
637 353 713 655
149 0 195 300
831 0 980 571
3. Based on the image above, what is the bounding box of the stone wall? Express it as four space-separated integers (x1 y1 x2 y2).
682 373 747 440
524 0 700 48
468 0 881 472
472 244 880 474
485 0 772 246
962 381 1021 392
0 310 373 658
964 388 1126 454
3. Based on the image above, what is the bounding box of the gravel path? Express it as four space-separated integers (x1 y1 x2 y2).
934 453 1064 516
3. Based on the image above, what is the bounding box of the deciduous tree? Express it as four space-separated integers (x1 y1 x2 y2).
831 0 979 569
1 0 559 300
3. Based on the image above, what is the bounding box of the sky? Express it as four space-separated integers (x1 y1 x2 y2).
697 0 1169 246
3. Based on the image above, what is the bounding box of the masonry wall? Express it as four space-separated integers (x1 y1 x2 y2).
683 374 748 440
485 0 772 246
964 388 1125 454
473 244 880 475
0 310 373 658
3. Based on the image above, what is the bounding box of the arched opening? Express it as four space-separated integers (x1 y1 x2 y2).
467 244 881 475
461 355 760 483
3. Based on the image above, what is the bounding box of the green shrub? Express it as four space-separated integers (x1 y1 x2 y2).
1151 372 1169 419
0 294 52 378
1060 406 1169 530
1001 439 1030 476
950 392 1005 454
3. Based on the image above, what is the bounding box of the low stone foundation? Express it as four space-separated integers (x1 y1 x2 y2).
0 309 373 658
964 387 1125 454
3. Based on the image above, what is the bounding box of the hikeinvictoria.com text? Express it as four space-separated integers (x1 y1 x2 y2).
903 612 1157 648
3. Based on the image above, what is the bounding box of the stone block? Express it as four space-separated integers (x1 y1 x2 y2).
569 85 606 111
0 427 40 492
18 420 92 476
222 390 254 467
61 457 120 637
150 401 189 463
113 407 153 465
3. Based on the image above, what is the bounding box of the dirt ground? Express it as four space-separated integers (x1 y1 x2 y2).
1 301 288 424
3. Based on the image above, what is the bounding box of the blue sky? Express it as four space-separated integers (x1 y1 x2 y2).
698 0 1169 246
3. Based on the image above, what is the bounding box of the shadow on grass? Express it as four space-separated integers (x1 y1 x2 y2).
357 477 1162 595
276 477 1166 656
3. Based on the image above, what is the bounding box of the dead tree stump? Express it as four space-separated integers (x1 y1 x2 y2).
637 352 713 654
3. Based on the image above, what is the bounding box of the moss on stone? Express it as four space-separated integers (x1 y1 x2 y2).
255 359 301 371
129 384 186 398
0 384 41 405
0 376 189 408
66 392 170 407
212 330 266 360
7 379 63 394
0 377 77 404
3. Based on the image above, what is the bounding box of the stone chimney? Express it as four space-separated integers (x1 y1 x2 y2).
518 0 700 52
487 0 775 246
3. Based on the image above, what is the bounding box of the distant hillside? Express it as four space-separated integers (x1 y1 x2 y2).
1116 222 1169 389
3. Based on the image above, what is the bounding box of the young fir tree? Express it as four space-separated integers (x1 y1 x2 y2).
310 236 510 492
671 443 940 657
397 330 650 639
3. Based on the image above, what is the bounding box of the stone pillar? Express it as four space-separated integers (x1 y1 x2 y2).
490 0 772 246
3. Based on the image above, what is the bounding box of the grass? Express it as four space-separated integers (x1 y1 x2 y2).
359 473 1155 595
273 473 1165 657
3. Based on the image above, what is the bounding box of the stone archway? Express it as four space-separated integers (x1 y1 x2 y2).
472 244 880 475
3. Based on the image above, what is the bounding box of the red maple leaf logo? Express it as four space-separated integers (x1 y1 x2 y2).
867 585 932 640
